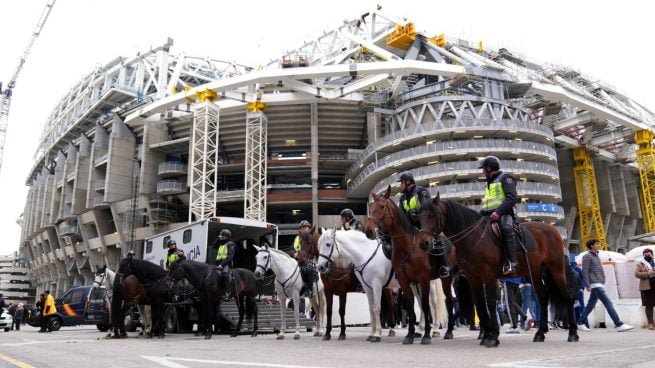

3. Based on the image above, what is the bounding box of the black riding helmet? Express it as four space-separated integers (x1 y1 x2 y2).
167 239 177 247
340 208 354 219
298 220 311 228
478 156 501 170
219 229 232 238
127 250 136 257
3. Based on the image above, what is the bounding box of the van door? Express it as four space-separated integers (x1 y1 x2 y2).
58 287 88 326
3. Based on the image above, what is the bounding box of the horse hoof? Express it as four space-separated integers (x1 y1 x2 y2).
480 338 489 346
366 335 373 341
533 334 545 342
277 335 285 340
194 332 201 337
370 336 381 343
478 331 485 340
432 331 440 337
388 329 395 337
231 333 238 338
337 334 346 341
251 332 258 338
294 334 300 340
313 332 323 337
402 336 414 345
567 334 579 342
485 339 500 348
444 332 454 340
144 334 153 339
421 336 431 345
204 334 212 340
322 334 331 341
413 332 422 338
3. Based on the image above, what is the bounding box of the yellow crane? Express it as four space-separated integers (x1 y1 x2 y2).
0 0 56 174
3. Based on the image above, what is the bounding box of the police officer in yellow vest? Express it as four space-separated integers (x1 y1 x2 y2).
399 172 451 278
165 239 180 269
212 229 236 300
339 209 364 232
479 156 518 275
291 220 314 297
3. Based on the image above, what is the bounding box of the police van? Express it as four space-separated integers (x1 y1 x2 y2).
144 216 278 332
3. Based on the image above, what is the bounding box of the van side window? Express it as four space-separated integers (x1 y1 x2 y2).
146 240 153 253
62 291 73 304
183 229 192 244
70 289 85 304
163 236 170 249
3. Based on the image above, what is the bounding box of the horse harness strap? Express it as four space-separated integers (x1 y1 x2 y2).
276 263 301 299
354 242 381 291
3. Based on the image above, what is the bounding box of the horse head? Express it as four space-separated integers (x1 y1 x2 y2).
316 228 338 273
417 193 444 250
92 265 107 289
366 185 399 239
167 259 186 283
296 231 318 265
253 244 271 280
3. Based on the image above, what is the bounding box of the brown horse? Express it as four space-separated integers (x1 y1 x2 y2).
296 229 397 341
365 189 458 344
416 192 578 347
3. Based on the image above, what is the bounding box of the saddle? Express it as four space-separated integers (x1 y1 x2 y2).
489 222 536 252
381 239 393 260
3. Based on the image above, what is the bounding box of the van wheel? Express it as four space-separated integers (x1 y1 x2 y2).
97 324 109 332
50 317 62 331
4 328 8 332
165 307 178 333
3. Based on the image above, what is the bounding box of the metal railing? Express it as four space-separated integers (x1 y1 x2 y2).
157 179 186 195
427 182 562 200
157 161 187 177
95 179 106 192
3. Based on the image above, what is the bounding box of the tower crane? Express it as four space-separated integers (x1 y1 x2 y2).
0 0 56 174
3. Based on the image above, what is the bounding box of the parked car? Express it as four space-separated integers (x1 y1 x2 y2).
0 308 12 332
83 286 111 332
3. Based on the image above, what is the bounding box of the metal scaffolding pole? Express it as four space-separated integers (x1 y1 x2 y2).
572 147 607 249
635 130 655 232
244 103 267 222
189 100 219 222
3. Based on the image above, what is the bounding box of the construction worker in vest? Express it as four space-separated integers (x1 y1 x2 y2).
292 220 315 297
398 172 451 278
339 208 364 232
479 156 519 275
212 229 236 300
165 239 180 269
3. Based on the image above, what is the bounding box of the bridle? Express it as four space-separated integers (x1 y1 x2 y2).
318 230 341 265
93 272 106 287
367 196 407 238
257 248 300 298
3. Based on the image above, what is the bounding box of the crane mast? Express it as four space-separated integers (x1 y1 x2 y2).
0 0 56 174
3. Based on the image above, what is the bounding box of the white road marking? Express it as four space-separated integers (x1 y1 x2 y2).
142 355 333 368
1 339 95 347
488 344 655 367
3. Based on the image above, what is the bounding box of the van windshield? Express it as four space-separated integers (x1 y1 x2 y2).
88 287 107 300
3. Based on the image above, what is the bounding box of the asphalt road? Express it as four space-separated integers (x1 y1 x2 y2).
1 324 655 367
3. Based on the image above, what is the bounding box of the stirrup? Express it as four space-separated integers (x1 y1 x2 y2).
439 266 451 278
502 262 517 275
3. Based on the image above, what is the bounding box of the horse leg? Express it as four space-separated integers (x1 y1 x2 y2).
482 282 499 348
401 284 416 345
323 290 333 341
311 292 324 337
364 287 376 341
338 291 347 340
532 271 549 342
250 296 259 337
383 288 396 337
277 295 286 340
204 297 214 340
370 284 383 343
419 281 432 345
472 283 492 346
292 295 301 340
442 278 455 340
232 296 244 338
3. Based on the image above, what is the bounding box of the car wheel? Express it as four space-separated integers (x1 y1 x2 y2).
50 317 62 331
4 328 9 332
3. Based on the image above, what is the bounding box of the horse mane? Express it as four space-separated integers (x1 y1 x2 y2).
120 258 167 283
441 199 483 229
267 246 294 260
391 197 416 233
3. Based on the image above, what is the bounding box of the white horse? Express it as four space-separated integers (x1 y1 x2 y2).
316 229 447 342
253 245 326 340
93 264 152 336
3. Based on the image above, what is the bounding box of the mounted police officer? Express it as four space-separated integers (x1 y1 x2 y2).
291 220 315 297
398 172 450 278
479 156 518 275
212 229 236 300
339 208 364 232
165 239 180 270
126 250 136 260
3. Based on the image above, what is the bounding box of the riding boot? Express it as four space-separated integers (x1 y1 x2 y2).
501 227 518 275
433 237 451 278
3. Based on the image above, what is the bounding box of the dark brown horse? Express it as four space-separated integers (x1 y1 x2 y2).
416 192 578 347
167 260 259 339
297 229 397 341
365 189 458 344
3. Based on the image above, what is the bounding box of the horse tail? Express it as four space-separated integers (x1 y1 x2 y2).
454 270 475 325
433 279 448 328
110 275 124 330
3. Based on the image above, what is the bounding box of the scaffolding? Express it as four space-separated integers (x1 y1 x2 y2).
635 130 655 232
572 147 607 249
244 104 267 222
189 100 219 222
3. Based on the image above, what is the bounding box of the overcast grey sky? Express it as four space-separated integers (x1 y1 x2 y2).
1 0 653 255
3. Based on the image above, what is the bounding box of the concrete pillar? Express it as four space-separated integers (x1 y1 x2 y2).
140 124 168 194
311 103 319 225
50 151 66 224
105 114 136 203
367 112 381 145
73 135 92 214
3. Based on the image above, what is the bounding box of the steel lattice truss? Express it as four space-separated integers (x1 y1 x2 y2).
244 112 267 222
188 101 219 221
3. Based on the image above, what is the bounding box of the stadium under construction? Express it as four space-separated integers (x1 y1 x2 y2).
19 10 655 296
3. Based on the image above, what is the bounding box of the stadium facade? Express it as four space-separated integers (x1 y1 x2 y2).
19 10 655 297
